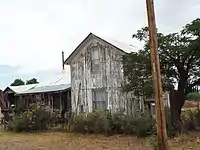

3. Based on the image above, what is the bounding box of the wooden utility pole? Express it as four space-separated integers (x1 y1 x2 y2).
146 0 169 149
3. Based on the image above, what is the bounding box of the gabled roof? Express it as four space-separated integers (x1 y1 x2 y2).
4 84 38 94
64 33 135 65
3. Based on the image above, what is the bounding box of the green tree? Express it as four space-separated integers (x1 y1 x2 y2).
26 78 39 85
187 92 200 101
187 92 200 110
10 79 25 86
122 18 200 130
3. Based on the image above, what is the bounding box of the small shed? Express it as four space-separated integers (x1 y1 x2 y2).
3 84 38 108
2 72 71 113
16 83 71 112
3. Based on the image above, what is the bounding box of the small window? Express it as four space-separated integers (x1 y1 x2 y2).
92 89 107 110
91 48 99 73
92 48 99 60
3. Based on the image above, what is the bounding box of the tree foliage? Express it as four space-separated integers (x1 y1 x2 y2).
10 78 39 86
10 79 25 86
122 50 153 97
122 18 200 129
187 92 200 101
26 78 39 85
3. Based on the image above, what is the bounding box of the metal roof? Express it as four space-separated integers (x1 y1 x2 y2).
16 83 71 95
97 35 135 54
65 33 135 65
5 84 38 94
5 71 71 95
45 70 70 85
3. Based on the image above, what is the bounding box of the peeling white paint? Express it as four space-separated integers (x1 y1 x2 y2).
69 37 127 114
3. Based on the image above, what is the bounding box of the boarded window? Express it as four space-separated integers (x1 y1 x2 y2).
92 89 107 110
91 48 99 73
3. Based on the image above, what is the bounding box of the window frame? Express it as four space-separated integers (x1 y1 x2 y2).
91 47 100 73
92 89 108 111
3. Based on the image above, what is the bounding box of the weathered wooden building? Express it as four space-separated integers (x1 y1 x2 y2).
2 73 71 114
15 84 71 113
3 84 38 109
64 33 135 114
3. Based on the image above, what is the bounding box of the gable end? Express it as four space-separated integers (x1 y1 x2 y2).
64 33 132 65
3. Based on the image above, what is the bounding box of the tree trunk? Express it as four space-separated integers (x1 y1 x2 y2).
197 101 200 111
169 89 185 132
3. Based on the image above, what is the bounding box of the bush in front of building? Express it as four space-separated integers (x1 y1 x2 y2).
112 111 156 137
8 102 51 132
71 110 113 135
71 110 155 137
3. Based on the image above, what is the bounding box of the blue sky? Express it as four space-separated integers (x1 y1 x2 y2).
0 0 200 90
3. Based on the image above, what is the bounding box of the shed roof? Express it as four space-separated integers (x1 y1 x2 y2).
46 70 69 85
64 33 135 65
4 84 38 94
4 71 71 95
16 83 71 95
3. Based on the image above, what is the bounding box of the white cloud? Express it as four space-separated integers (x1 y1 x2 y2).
0 0 199 88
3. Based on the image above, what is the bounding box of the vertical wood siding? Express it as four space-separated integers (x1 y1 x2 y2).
70 38 127 114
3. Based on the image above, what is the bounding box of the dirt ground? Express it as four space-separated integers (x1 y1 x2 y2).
0 132 149 150
0 132 200 150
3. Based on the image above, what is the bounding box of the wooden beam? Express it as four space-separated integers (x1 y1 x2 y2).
60 92 62 112
146 0 168 149
0 90 6 109
66 91 69 111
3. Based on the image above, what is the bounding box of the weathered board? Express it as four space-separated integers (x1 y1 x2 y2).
70 37 128 114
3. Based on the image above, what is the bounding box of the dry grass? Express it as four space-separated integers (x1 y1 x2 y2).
0 132 149 150
0 131 200 150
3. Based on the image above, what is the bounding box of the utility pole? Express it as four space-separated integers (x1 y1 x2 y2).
145 0 168 149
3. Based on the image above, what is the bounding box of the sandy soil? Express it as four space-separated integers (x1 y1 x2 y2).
0 132 200 150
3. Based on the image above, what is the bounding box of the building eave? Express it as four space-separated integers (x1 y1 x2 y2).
64 32 133 65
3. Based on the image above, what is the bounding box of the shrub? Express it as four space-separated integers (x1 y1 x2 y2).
8 102 50 132
111 111 155 136
49 109 62 125
181 109 200 131
71 113 87 133
181 110 196 131
132 114 155 137
71 110 155 137
48 124 68 132
72 111 113 134
187 92 200 101
193 110 200 128
8 115 30 132
111 112 127 134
